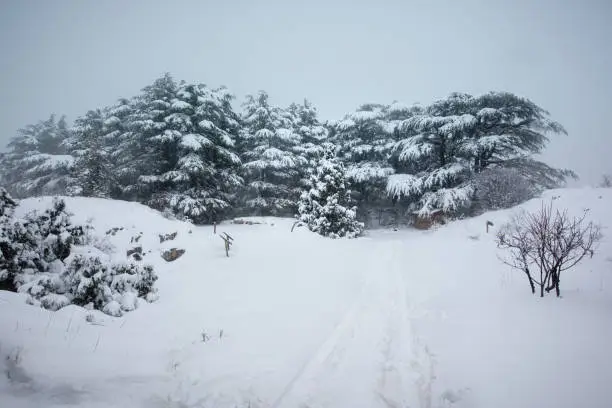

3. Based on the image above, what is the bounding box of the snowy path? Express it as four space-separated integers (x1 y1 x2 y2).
269 239 421 408
0 223 438 408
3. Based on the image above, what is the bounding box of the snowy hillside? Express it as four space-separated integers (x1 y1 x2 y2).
1 189 611 408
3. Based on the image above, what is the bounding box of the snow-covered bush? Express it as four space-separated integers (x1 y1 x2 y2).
0 188 18 290
0 192 158 315
1 195 82 291
297 145 364 238
15 253 158 316
471 167 536 213
63 255 157 316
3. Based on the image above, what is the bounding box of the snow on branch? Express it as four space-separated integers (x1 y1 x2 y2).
417 185 474 216
346 163 394 183
180 134 212 151
386 173 422 198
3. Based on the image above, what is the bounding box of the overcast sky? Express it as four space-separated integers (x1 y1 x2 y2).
1 0 610 184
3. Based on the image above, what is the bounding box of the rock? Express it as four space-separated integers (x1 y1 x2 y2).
413 210 445 230
127 246 143 261
159 232 178 243
162 248 185 262
232 218 263 225
105 227 124 236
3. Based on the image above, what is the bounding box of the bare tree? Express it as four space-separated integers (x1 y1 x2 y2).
600 174 612 188
496 201 602 297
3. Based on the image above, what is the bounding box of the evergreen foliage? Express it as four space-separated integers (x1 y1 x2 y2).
238 91 306 216
0 115 73 198
0 76 574 228
297 145 364 238
0 193 157 315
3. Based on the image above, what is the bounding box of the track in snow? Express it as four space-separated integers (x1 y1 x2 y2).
271 239 428 408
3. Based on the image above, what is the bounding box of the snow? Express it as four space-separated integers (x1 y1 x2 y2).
346 163 394 183
2 189 612 407
21 153 74 168
388 101 412 113
179 133 212 151
171 100 192 110
386 173 422 198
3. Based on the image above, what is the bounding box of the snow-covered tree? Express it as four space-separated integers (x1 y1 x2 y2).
387 92 573 218
387 101 476 216
101 98 138 199
0 115 74 197
238 91 306 216
297 144 364 238
145 82 243 223
290 99 329 164
127 73 180 201
329 103 411 225
331 104 396 187
68 109 117 197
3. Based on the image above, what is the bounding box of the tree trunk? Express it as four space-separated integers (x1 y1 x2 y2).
523 267 535 294
545 266 559 295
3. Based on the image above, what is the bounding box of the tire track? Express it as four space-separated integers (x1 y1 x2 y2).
271 239 420 408
376 240 419 408
269 294 365 408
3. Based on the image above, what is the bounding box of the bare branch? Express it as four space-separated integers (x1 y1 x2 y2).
495 200 603 297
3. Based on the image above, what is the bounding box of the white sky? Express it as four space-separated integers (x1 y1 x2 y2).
1 0 610 184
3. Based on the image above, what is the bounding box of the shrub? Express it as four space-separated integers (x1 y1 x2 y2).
471 167 536 214
496 201 602 297
63 255 158 316
1 197 87 291
0 191 158 315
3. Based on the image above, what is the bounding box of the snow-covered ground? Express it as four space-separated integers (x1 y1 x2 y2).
1 188 611 408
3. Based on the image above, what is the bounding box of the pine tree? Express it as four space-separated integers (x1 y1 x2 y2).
291 99 328 162
238 91 306 216
145 82 243 223
0 115 74 197
387 92 574 217
68 109 116 197
289 100 329 190
329 104 397 223
102 98 137 199
127 73 180 202
297 144 364 238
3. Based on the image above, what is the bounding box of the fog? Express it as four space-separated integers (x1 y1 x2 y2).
1 0 610 184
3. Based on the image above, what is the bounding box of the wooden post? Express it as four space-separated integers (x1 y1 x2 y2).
291 221 303 232
220 232 234 257
486 220 494 233
213 222 217 234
